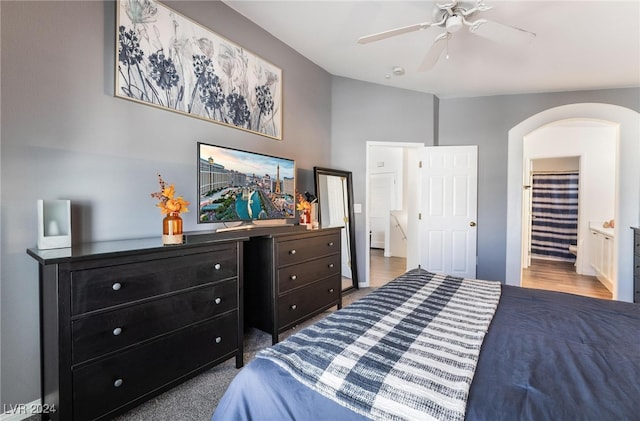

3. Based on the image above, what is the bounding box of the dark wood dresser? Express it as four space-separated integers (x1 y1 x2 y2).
27 237 245 421
633 227 640 303
244 227 343 344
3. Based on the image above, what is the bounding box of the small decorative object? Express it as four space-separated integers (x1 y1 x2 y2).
304 192 319 228
310 203 319 228
116 0 282 139
296 192 312 227
151 174 190 245
37 199 71 249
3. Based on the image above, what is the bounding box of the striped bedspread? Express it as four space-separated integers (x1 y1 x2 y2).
257 269 501 421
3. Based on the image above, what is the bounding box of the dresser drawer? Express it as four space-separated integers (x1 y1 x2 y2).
276 232 340 266
278 254 340 294
278 276 341 329
71 248 237 315
71 279 237 364
72 311 238 421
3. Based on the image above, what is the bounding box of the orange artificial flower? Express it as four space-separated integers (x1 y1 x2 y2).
296 192 311 211
151 174 190 215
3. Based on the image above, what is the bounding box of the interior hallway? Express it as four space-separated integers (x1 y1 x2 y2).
522 259 612 300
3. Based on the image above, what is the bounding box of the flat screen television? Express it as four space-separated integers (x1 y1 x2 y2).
197 142 296 228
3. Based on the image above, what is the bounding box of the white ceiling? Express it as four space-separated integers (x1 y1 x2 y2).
223 0 640 98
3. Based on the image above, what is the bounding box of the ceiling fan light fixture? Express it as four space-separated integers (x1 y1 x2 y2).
358 1 536 72
446 14 463 32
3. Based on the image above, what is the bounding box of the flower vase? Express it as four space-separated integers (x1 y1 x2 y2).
300 210 311 228
163 212 183 245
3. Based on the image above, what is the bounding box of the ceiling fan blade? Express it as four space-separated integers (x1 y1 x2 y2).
468 19 535 45
418 32 450 72
358 22 431 44
436 0 460 17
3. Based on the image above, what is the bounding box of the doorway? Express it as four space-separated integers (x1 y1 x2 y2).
521 120 617 298
365 142 478 287
506 104 640 302
365 142 423 287
528 162 580 265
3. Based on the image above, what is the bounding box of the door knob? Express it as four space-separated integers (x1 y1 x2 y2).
469 221 477 227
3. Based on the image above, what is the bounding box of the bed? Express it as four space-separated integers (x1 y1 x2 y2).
212 268 640 421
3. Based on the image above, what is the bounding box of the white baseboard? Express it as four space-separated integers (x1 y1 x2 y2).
596 273 614 293
1 399 41 421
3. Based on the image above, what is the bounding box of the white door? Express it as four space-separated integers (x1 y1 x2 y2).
419 145 478 278
369 173 395 252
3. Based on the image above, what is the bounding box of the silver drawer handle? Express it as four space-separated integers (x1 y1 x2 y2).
328 288 335 293
214 263 221 270
114 379 123 388
214 297 222 305
289 249 296 255
112 327 122 336
328 263 334 268
328 242 334 246
112 283 122 291
215 336 222 344
290 275 297 280
290 304 297 310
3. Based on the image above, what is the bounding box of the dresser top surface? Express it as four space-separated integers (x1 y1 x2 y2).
26 236 247 265
26 225 341 265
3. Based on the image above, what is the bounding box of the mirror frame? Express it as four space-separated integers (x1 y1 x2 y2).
314 167 359 293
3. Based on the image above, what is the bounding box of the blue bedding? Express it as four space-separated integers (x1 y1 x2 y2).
213 283 640 420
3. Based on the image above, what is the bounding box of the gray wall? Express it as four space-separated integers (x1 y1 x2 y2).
0 0 331 406
438 88 640 281
330 76 437 287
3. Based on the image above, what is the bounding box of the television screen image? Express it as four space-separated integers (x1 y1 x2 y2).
198 142 295 224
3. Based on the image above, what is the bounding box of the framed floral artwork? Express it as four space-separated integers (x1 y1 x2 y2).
116 0 282 140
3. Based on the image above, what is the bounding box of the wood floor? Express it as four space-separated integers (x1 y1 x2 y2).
369 248 407 287
522 258 612 300
369 250 611 300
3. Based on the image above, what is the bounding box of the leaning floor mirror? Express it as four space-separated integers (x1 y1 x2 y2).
314 167 359 292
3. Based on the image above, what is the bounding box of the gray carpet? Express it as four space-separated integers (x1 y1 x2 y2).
105 287 373 421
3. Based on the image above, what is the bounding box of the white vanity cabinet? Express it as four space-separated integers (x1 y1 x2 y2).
589 223 614 291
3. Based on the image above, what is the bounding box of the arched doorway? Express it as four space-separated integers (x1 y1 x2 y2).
505 104 640 302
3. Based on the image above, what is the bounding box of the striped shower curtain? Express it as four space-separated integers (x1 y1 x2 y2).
530 172 579 262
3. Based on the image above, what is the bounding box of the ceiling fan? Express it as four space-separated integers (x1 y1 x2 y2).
357 0 536 71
